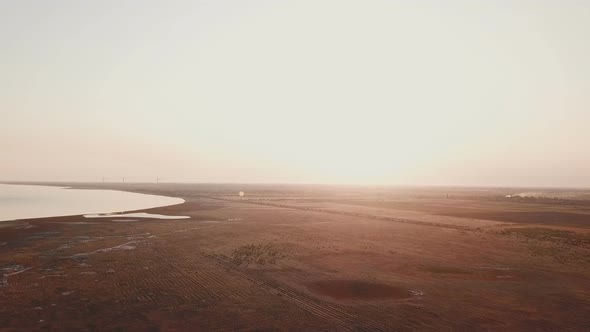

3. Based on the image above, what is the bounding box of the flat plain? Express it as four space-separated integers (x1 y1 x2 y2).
1 183 590 331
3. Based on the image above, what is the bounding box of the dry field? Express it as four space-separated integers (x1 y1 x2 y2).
1 184 590 331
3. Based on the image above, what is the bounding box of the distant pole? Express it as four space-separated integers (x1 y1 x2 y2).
122 177 125 183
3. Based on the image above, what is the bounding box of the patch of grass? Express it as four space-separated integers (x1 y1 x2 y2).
231 243 285 266
499 227 590 264
499 228 590 248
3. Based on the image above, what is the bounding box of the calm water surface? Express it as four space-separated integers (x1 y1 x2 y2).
0 184 185 222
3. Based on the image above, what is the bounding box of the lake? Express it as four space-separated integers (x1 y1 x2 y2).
0 184 185 222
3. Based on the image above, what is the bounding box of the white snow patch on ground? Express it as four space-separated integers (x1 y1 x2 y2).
85 212 189 220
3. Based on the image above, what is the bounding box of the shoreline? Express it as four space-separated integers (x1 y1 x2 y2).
0 183 187 223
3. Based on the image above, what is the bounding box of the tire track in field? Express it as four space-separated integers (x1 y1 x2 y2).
200 196 471 231
202 250 392 332
133 250 229 304
132 235 391 331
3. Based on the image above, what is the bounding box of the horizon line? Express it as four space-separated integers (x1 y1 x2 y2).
1 180 589 191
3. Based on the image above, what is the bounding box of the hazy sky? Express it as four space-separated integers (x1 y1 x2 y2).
1 0 589 186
